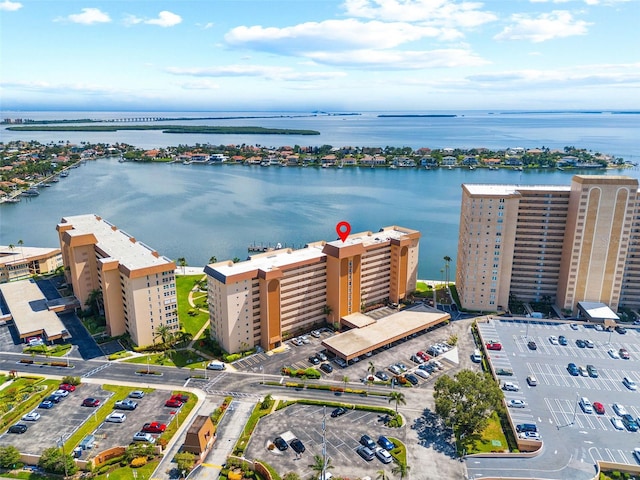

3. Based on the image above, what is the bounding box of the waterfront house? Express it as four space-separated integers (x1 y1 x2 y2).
441 156 457 166
462 156 479 166
321 154 338 166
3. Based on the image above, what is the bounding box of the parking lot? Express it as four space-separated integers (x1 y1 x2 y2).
233 305 462 389
244 403 405 478
478 318 640 468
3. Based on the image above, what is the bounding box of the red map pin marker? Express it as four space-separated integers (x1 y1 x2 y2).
336 221 351 242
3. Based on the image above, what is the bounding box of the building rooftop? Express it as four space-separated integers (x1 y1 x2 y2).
0 245 60 266
0 280 67 339
463 184 571 196
58 214 173 271
578 301 620 321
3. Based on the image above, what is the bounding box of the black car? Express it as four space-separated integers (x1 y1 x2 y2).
8 424 28 434
558 335 568 345
616 326 627 335
274 437 288 451
45 394 63 404
576 339 586 348
320 363 333 374
405 374 419 385
375 371 389 381
308 356 320 365
527 341 537 350
331 407 347 418
290 438 305 454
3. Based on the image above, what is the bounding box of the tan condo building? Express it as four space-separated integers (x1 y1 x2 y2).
57 214 177 347
205 226 420 354
0 245 62 283
457 175 640 313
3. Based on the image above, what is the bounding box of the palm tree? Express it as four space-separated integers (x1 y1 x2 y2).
367 361 376 378
154 324 174 347
308 454 333 478
388 391 406 413
443 255 452 285
85 289 103 316
392 461 410 479
377 469 390 480
342 375 349 390
209 256 217 264
177 257 187 274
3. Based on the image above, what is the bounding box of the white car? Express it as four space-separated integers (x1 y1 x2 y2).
53 389 69 397
608 349 621 359
623 377 638 391
594 324 604 331
611 417 624 430
22 411 41 421
518 431 541 440
548 336 558 345
526 375 538 386
106 412 127 423
502 382 519 392
414 369 430 379
634 448 640 464
578 366 588 377
508 399 527 408
612 403 628 416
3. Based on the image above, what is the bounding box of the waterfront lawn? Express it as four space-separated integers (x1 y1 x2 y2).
414 281 432 296
176 275 209 336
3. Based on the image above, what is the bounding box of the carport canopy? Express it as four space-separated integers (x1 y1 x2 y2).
577 301 620 326
0 280 68 341
322 309 450 361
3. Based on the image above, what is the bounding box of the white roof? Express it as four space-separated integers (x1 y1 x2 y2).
0 280 67 339
212 244 326 277
464 184 571 196
578 301 620 320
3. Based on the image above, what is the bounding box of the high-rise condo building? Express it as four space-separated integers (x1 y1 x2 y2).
57 214 177 347
457 175 639 313
205 226 420 354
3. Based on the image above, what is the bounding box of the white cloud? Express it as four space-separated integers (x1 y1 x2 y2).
307 48 489 68
0 0 22 11
341 0 497 27
145 11 182 27
60 8 111 25
167 65 347 82
178 80 220 90
0 79 121 95
494 10 590 42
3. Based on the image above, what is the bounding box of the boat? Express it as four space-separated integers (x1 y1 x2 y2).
1 197 21 203
260 160 270 167
60 171 69 177
338 162 343 169
447 165 453 170
321 163 329 168
389 165 397 169
22 189 40 197
469 166 475 170
49 177 59 182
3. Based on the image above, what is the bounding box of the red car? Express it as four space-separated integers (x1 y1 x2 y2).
165 398 183 408
620 348 630 360
593 402 605 415
82 398 100 407
486 342 502 351
171 394 189 403
142 422 166 433
59 384 76 392
417 351 430 361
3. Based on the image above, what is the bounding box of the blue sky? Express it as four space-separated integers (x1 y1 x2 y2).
1 0 638 111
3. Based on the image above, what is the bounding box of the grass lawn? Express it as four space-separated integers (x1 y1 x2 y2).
176 275 209 336
92 460 159 480
0 377 57 426
388 437 407 464
460 411 509 454
123 350 207 369
0 470 52 480
415 281 431 294
23 343 72 357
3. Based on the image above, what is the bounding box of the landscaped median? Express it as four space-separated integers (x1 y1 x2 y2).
0 376 59 432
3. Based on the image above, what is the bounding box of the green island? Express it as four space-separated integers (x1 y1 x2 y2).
5 125 320 135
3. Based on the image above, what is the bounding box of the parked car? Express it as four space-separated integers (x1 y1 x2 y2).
375 447 393 464
274 437 288 451
165 399 183 408
611 417 625 430
502 382 519 392
129 390 145 398
567 363 579 376
356 446 375 461
82 398 100 407
22 411 41 421
8 424 28 434
586 365 598 378
292 338 303 346
576 339 586 348
207 361 226 370
527 341 537 350
396 362 407 372
410 354 424 364
45 395 63 404
171 394 189 403
508 399 527 408
320 363 333 374
613 403 628 416
584 339 595 348
578 366 588 377
114 399 138 410
39 400 54 409
579 397 594 414
417 351 430 361
594 324 604 331
486 342 502 351
570 323 579 330
608 348 621 359
311 330 321 338
634 448 640 464
414 369 430 380
558 335 568 345
405 374 419 385
360 434 376 449
331 407 347 418
518 432 541 440
622 414 639 432
133 432 156 443
388 365 402 375
333 357 347 368
593 402 605 414
526 375 538 386
106 412 127 423
378 436 394 451
375 371 389 381
620 348 631 359
58 383 76 392
615 326 627 334
142 422 166 433
308 356 320 365
317 351 327 361
290 438 305 454
623 377 638 391
301 335 310 344
548 335 558 345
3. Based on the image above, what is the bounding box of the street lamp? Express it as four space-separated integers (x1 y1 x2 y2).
260 365 264 385
58 435 68 478
571 392 579 425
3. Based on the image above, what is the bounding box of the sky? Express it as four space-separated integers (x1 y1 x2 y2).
1 0 639 111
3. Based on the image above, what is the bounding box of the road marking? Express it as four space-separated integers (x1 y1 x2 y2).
201 463 224 469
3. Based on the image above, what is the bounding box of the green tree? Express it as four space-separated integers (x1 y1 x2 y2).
209 256 217 264
308 454 333 477
388 391 406 413
443 255 452 285
232 256 241 263
174 451 196 475
433 370 503 441
342 375 349 389
84 288 103 316
392 461 411 479
283 473 301 480
38 446 77 476
154 324 174 347
177 257 187 274
261 394 274 410
0 445 21 468
367 361 376 378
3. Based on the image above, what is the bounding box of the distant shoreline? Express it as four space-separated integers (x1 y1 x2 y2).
5 125 321 135
377 114 456 118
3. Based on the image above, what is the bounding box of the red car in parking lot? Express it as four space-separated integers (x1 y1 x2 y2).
170 394 189 403
82 398 100 407
142 422 166 433
593 402 605 414
417 351 430 361
486 342 502 351
165 398 183 408
58 384 76 392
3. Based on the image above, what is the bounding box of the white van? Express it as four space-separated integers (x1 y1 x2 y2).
207 361 226 371
471 349 482 363
579 397 593 414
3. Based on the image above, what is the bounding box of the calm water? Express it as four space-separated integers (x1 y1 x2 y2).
2 158 639 279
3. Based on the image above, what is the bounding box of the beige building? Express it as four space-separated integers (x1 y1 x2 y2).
205 226 420 353
457 175 640 313
0 245 62 283
57 214 177 347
